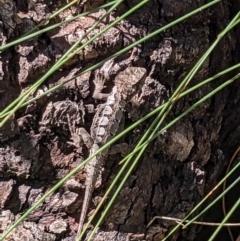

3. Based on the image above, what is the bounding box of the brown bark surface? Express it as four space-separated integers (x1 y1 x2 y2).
0 0 240 240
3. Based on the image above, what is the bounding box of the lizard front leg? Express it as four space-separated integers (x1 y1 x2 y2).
92 71 110 101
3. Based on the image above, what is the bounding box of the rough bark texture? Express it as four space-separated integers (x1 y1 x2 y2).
0 0 240 241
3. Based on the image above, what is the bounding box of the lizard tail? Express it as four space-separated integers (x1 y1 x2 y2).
76 181 92 239
76 144 100 239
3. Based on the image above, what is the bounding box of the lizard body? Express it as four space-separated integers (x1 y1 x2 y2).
75 67 147 238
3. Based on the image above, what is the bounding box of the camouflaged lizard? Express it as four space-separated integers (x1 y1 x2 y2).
69 67 147 238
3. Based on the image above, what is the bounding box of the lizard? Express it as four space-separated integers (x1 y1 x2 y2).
69 66 147 239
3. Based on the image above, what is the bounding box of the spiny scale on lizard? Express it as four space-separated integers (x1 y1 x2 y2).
76 66 146 239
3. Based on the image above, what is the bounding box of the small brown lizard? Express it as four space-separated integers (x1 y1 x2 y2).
69 67 147 239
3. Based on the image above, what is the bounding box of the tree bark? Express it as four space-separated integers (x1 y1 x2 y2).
0 0 240 240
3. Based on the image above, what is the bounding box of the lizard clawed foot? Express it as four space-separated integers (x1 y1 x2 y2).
67 114 82 151
67 114 94 150
92 71 110 101
108 143 130 156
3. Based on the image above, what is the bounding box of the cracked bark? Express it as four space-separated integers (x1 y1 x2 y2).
0 0 240 241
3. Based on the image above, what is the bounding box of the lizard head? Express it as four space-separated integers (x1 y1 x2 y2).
114 67 147 100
